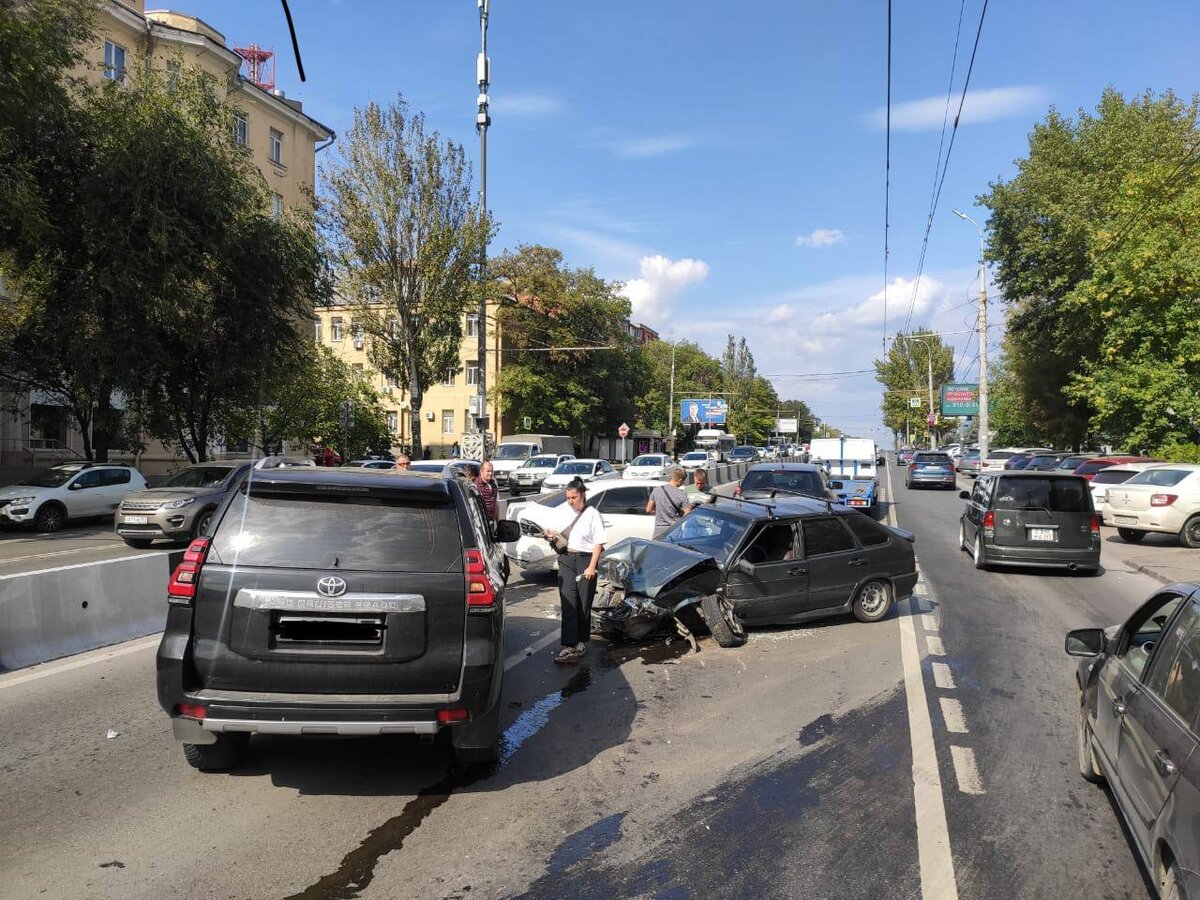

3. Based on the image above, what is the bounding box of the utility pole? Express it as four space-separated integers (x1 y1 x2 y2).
666 338 681 458
954 210 988 462
474 0 491 450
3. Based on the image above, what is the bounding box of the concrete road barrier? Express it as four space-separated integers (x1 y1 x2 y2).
0 551 179 671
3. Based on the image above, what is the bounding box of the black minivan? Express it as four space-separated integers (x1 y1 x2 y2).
156 467 519 771
958 472 1101 573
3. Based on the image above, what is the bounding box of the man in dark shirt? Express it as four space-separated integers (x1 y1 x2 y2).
475 460 500 522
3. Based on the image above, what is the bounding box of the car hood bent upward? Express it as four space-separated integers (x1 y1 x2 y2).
598 537 721 604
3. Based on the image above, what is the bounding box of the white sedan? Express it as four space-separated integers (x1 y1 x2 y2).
503 479 665 572
623 453 671 480
679 451 711 471
539 458 620 494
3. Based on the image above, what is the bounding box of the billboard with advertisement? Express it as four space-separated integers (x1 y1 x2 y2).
775 418 799 433
940 383 980 416
680 399 727 425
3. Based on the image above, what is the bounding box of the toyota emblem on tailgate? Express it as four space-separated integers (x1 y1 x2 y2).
317 576 348 597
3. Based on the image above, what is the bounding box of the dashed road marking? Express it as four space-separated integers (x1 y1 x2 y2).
925 635 947 656
940 698 969 734
931 662 956 690
950 745 985 795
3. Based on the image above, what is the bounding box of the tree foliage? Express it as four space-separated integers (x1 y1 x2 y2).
321 95 490 457
720 337 778 444
874 330 955 445
635 338 723 440
982 88 1200 451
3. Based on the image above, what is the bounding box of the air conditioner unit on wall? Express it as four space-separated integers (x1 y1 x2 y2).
424 411 435 421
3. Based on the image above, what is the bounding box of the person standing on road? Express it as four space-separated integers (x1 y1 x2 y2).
544 477 607 665
646 468 689 538
474 460 500 522
685 468 715 512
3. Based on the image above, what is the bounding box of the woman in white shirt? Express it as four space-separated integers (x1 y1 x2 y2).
544 477 608 664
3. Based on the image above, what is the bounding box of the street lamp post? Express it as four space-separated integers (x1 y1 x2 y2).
474 0 491 449
953 209 988 465
905 335 936 450
666 338 683 458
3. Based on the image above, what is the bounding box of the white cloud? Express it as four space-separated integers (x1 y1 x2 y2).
811 276 946 336
621 255 710 325
490 91 565 118
795 228 846 248
865 85 1049 131
767 304 794 323
582 132 698 159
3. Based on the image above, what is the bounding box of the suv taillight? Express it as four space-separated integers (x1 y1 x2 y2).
1090 514 1100 536
464 550 496 610
168 538 210 605
983 510 995 537
1150 493 1178 507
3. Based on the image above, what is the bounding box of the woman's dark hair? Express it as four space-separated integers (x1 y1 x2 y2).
565 476 588 494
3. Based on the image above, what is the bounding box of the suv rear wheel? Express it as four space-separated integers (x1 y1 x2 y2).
33 503 66 533
452 699 502 766
183 733 249 772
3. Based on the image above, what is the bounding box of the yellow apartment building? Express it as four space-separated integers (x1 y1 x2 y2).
0 0 334 475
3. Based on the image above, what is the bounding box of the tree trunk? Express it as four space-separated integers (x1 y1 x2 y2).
409 385 423 459
92 390 117 463
72 404 94 462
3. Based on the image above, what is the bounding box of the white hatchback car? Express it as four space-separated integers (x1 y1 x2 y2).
623 453 671 480
539 458 620 494
503 479 665 573
1103 464 1200 547
0 462 148 533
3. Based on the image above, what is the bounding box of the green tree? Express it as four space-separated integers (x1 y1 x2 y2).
981 88 1200 449
634 338 723 442
874 330 955 446
321 95 491 458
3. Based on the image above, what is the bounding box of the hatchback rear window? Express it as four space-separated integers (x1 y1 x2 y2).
987 451 1014 460
741 470 825 497
994 477 1090 513
1090 468 1138 485
211 492 462 571
1125 468 1193 488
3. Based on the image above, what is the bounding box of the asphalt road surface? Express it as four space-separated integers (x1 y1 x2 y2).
0 471 1162 899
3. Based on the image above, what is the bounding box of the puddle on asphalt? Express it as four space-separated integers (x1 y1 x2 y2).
286 667 593 900
599 638 694 669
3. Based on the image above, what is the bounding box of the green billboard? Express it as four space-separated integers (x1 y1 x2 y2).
940 383 979 416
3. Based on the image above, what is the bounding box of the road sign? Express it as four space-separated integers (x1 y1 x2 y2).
522 416 532 430
680 399 727 425
926 413 936 427
909 397 922 409
618 422 630 438
941 383 980 416
339 399 355 431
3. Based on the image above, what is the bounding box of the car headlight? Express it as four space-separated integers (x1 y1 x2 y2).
163 497 197 510
4 496 36 506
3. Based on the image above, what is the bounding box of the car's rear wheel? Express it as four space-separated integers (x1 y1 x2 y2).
1179 514 1200 549
852 580 893 623
1076 690 1105 784
700 593 746 647
973 534 988 570
33 503 66 534
123 537 153 549
183 733 249 772
1118 527 1146 544
958 519 970 552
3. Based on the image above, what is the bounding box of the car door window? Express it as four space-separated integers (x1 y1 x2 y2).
844 513 890 547
1118 593 1186 678
1144 600 1200 727
740 522 797 564
595 487 651 516
972 477 990 506
73 470 103 489
102 468 131 487
801 517 856 557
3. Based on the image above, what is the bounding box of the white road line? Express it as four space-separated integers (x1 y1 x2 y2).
925 635 947 657
0 634 162 690
940 698 969 734
922 613 940 634
503 630 560 670
886 465 960 899
0 551 163 581
931 662 956 690
950 745 985 795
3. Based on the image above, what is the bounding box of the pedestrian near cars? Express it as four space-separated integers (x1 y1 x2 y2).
392 454 411 472
686 468 715 512
451 441 461 459
544 477 607 665
646 468 689 538
474 460 500 522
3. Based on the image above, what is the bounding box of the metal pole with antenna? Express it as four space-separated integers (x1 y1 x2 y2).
474 0 491 451
953 209 988 464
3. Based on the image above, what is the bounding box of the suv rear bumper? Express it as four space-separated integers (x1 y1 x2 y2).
985 542 1100 569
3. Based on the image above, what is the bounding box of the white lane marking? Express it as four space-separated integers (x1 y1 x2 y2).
940 698 969 734
886 465 960 899
0 634 162 690
0 551 163 581
931 662 956 690
950 745 985 795
922 613 940 634
926 635 947 657
503 630 560 670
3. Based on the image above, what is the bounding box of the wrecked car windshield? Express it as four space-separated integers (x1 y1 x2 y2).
660 507 748 564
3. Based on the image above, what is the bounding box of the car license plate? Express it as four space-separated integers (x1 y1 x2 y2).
125 516 148 525
1028 528 1056 542
1114 514 1136 524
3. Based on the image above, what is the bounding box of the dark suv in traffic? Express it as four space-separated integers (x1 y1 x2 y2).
156 467 519 771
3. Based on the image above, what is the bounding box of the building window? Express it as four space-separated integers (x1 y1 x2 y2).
387 411 398 433
466 314 480 337
331 317 343 341
352 363 364 379
269 128 283 164
465 364 480 386
443 369 456 386
103 41 126 82
233 111 248 146
384 372 399 389
313 319 322 343
389 318 400 340
352 323 365 350
442 410 455 435
271 193 284 220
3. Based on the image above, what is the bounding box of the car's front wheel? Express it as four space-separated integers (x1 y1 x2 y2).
183 733 249 772
192 508 215 540
1159 858 1185 900
700 593 747 647
123 537 153 549
852 580 893 623
1118 528 1146 544
33 503 66 534
1076 690 1105 784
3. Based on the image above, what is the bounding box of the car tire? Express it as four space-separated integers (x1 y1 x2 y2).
1159 858 1184 900
33 503 66 534
452 696 502 766
1117 528 1146 544
192 508 216 540
123 537 153 549
958 519 970 553
1179 514 1200 549
973 534 988 570
1076 691 1105 784
852 580 893 623
183 733 249 772
700 593 747 647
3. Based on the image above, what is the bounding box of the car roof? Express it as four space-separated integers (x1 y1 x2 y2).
241 466 456 499
1100 462 1170 474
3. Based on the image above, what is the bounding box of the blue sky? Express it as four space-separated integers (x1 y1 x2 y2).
188 0 1200 440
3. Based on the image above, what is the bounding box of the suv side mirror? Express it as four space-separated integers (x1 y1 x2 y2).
494 520 520 543
959 490 971 499
734 558 757 577
1065 628 1106 657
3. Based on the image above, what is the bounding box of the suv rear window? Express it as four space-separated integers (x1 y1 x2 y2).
211 492 463 571
741 469 825 497
912 453 952 464
994 477 1090 513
